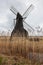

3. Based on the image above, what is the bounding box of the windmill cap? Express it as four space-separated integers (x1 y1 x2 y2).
16 13 23 19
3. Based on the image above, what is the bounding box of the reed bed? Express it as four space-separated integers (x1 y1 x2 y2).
0 36 43 56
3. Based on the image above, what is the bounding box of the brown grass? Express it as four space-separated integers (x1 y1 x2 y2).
0 54 32 65
0 36 43 56
0 36 43 65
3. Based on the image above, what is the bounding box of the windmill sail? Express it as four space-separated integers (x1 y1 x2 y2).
23 20 34 32
23 22 32 32
10 6 18 15
10 4 34 32
23 4 34 19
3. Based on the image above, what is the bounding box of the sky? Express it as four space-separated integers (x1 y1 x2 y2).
0 0 43 34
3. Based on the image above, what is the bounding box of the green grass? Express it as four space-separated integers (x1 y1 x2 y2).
0 56 3 65
0 55 41 65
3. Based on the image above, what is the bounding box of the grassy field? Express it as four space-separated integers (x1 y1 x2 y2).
0 36 43 65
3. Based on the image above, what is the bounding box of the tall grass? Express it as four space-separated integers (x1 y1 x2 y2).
0 36 43 64
0 36 43 55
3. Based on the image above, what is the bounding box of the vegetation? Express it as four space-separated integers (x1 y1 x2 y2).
0 56 3 65
0 36 43 65
0 54 41 65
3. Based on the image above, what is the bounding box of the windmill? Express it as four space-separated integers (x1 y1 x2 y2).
10 4 35 40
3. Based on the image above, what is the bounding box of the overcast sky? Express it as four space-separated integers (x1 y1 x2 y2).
0 0 43 31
